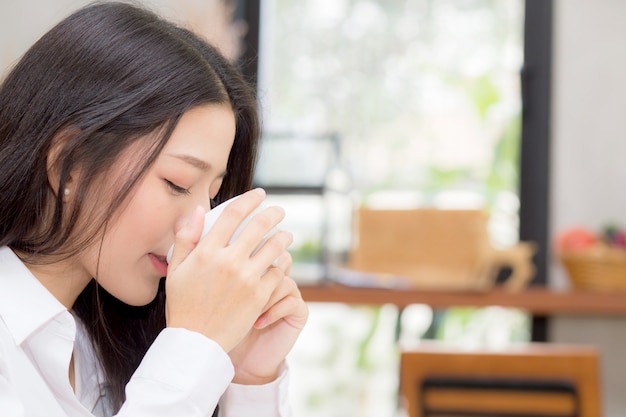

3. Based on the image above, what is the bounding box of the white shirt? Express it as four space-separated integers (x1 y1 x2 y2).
0 246 291 416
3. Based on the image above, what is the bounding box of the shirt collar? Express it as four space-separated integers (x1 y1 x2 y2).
0 246 68 345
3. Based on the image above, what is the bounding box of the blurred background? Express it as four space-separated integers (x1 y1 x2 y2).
3 1 626 416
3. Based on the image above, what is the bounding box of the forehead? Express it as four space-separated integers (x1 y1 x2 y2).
162 104 236 168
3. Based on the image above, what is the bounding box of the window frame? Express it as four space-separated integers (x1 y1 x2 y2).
236 0 553 341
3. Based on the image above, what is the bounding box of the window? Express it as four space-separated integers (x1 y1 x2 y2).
241 1 551 415
256 0 525 268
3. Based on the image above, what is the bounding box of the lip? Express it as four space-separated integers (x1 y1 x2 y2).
149 253 168 277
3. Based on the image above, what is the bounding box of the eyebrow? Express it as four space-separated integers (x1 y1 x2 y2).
167 153 227 178
168 154 212 171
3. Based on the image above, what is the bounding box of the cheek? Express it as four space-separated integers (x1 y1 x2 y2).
89 178 176 304
120 191 163 236
114 176 175 239
108 173 186 259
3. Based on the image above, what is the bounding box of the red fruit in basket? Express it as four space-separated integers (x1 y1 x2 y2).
556 227 597 252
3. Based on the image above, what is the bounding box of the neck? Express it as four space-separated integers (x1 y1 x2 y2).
18 253 92 309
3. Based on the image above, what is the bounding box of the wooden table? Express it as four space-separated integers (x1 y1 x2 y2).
299 283 626 316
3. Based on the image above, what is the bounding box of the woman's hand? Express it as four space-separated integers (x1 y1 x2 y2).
227 252 309 385
165 188 294 353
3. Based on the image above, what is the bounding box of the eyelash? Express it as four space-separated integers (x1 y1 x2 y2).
165 179 190 195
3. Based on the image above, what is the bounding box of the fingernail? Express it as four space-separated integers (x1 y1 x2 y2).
252 187 266 197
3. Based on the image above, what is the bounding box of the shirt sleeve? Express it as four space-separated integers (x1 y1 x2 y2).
115 328 234 417
217 363 292 417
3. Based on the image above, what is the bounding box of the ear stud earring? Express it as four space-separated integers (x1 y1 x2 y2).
64 188 70 196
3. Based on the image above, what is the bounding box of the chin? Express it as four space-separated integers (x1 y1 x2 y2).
124 291 161 307
105 283 162 307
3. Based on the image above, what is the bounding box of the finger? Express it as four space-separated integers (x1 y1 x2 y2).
249 230 293 271
254 287 307 329
265 261 287 280
259 275 293 314
229 205 286 257
252 264 287 308
199 188 267 248
167 205 205 271
274 251 293 276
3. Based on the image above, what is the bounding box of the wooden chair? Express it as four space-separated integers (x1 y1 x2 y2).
399 342 602 417
347 207 536 291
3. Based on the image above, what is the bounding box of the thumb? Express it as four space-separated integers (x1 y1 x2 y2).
167 205 205 273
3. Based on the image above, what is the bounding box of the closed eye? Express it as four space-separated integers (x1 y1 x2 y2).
164 179 190 195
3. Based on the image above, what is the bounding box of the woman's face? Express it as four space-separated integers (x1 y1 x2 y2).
80 104 236 306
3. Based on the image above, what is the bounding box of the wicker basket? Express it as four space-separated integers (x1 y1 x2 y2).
560 245 626 292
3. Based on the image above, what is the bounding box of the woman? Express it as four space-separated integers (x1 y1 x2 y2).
0 2 308 416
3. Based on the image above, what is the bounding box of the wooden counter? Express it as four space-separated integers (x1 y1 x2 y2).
299 283 626 316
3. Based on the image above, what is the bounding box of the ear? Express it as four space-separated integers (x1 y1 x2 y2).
46 127 80 198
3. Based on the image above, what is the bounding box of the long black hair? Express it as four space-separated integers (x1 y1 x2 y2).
0 2 259 412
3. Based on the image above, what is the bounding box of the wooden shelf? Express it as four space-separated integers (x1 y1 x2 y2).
299 283 626 316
